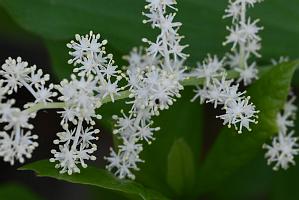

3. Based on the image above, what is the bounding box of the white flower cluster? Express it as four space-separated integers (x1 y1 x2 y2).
191 55 259 133
224 0 263 85
105 0 187 179
0 57 56 165
50 31 123 175
0 0 297 180
263 93 299 170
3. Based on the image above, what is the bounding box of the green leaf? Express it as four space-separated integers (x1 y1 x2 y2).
269 163 299 200
196 61 299 193
211 153 273 200
166 138 195 196
1 0 299 65
269 164 299 200
0 183 42 200
134 88 203 199
45 40 71 80
20 160 170 200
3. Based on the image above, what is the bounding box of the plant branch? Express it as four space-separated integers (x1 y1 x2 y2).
24 65 274 114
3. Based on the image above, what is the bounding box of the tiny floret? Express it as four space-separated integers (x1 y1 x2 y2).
263 94 299 170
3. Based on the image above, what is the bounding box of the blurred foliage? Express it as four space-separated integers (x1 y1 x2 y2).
0 0 299 63
0 183 43 200
197 61 298 192
20 160 169 200
0 0 299 200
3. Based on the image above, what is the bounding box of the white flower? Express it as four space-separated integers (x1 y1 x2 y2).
142 0 187 72
0 57 56 105
283 94 297 117
108 2 187 176
119 137 143 158
26 66 50 87
224 25 246 48
50 145 80 175
245 39 261 57
50 119 98 175
263 93 298 171
124 47 160 72
0 57 30 94
112 111 135 138
191 56 259 133
218 97 259 133
0 80 38 165
0 129 38 165
56 76 101 123
276 113 294 135
191 55 224 86
240 18 263 41
223 0 263 85
191 86 208 104
98 80 121 102
276 94 297 134
105 148 138 180
263 131 299 170
224 1 242 21
4 109 34 130
52 32 122 175
236 62 259 85
135 122 160 144
67 31 107 65
35 84 57 103
145 0 177 11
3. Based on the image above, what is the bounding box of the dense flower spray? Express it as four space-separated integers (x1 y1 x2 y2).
50 32 123 174
0 0 297 178
263 93 299 170
0 57 56 164
105 0 187 179
224 0 263 85
190 0 262 134
190 56 259 133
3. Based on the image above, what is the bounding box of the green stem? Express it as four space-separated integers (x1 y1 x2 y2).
24 66 273 114
25 102 65 113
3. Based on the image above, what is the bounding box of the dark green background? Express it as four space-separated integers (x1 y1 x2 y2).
0 0 298 200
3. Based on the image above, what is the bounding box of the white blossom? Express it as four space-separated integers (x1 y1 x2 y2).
51 32 122 174
223 0 263 85
263 131 299 171
105 147 143 180
218 97 258 133
191 57 258 133
67 31 107 66
0 57 56 165
50 122 98 175
191 55 224 86
106 0 187 179
235 62 259 85
263 93 299 170
0 57 30 94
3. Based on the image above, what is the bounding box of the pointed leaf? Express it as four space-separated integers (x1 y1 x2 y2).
196 61 299 192
166 138 195 196
20 160 170 200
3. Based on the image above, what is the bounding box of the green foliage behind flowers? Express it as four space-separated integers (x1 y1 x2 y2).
0 0 299 200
